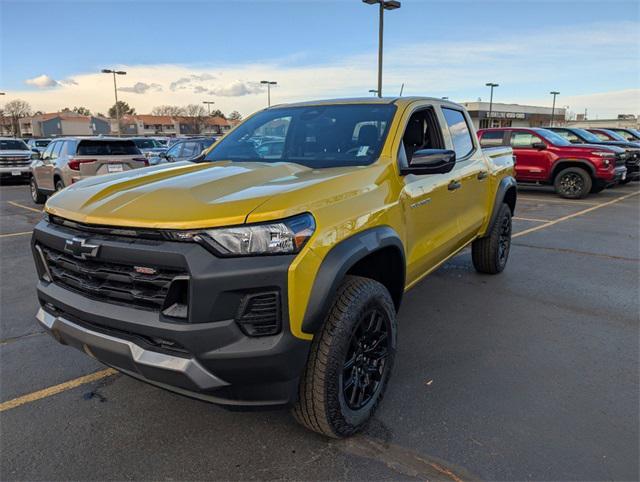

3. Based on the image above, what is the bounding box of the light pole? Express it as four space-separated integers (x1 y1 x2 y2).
202 100 215 116
362 0 401 98
549 91 560 126
485 82 499 128
260 80 277 107
101 69 127 136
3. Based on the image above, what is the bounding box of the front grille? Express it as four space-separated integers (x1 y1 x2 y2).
235 291 281 336
40 245 187 311
0 157 31 167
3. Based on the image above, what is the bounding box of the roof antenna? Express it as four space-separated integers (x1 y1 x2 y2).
399 83 405 96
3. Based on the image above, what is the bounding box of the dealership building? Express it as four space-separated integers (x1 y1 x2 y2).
461 101 566 130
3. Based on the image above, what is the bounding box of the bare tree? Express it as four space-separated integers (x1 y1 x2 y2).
183 104 207 134
3 99 32 136
151 105 185 116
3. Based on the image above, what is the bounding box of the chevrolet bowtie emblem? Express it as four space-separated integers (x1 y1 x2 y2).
64 237 100 260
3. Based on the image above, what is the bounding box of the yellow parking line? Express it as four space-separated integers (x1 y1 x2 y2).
513 216 551 223
7 201 42 214
518 196 597 206
0 231 32 238
514 191 639 239
0 368 117 413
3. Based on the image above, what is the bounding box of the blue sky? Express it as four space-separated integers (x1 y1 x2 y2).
1 0 639 117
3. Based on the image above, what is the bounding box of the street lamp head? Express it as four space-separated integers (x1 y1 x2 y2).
486 82 499 87
550 91 560 95
101 69 113 74
383 0 401 10
115 71 127 75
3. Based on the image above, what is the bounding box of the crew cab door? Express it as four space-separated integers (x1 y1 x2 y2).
398 105 463 284
509 130 549 181
35 140 61 191
439 106 490 244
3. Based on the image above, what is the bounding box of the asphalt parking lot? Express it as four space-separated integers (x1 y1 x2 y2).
1 181 638 481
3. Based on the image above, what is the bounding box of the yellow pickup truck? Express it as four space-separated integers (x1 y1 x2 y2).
32 97 515 437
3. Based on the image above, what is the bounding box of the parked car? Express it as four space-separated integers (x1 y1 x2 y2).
478 127 626 198
26 138 52 155
152 136 171 147
547 127 640 182
32 97 516 437
149 137 216 165
129 137 167 158
0 137 34 182
586 128 639 144
29 137 148 203
606 128 640 142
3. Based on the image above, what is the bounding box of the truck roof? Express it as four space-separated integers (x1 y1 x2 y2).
269 96 464 110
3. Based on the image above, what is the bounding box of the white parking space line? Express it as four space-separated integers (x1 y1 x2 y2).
513 216 551 223
518 196 598 206
7 201 42 214
0 231 32 238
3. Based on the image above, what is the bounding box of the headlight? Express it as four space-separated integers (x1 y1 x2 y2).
590 151 616 158
168 213 316 256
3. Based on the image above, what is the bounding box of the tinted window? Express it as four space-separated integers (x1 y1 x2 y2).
573 128 601 143
510 132 543 148
166 143 182 158
533 129 571 146
0 139 29 150
76 140 140 155
181 141 201 158
205 104 396 168
590 131 610 141
35 140 50 147
51 141 63 159
132 138 159 149
553 129 581 143
442 108 474 158
41 142 55 160
479 131 506 147
601 129 627 141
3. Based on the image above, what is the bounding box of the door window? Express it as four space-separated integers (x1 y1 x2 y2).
510 132 542 148
41 142 55 161
166 143 182 160
479 131 506 147
180 141 201 158
50 142 63 160
442 108 474 158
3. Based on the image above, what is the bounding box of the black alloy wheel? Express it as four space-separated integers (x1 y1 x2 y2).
341 308 390 410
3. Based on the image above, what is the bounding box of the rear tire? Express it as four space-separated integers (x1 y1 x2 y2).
55 179 65 192
472 203 512 274
554 167 592 199
292 275 397 438
30 177 47 204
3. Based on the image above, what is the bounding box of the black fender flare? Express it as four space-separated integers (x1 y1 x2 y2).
551 158 596 178
486 176 517 235
301 226 405 334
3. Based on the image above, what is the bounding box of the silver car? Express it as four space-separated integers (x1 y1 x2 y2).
1 137 35 182
30 137 148 204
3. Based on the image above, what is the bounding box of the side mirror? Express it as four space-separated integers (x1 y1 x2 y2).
401 149 456 176
31 150 41 160
531 142 547 150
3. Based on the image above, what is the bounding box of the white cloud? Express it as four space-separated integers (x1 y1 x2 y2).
8 21 639 118
119 82 162 94
25 74 59 88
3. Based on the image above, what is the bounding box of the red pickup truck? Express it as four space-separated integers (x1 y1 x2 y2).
477 127 627 198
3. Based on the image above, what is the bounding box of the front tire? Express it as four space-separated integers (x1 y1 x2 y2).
472 203 512 274
30 177 47 204
292 275 397 438
55 179 65 192
554 167 592 199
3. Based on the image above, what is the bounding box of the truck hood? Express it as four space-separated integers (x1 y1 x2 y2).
45 160 370 229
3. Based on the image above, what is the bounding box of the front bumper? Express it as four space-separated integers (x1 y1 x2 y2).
32 220 311 406
613 166 627 183
0 166 31 179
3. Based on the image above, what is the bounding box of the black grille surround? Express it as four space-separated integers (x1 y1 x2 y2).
235 291 282 336
39 245 187 312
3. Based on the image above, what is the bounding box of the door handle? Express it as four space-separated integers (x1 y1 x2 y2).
477 171 488 180
448 180 461 191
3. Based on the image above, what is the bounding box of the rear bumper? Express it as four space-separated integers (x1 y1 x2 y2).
32 220 312 406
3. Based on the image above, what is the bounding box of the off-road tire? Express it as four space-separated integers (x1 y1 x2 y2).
554 167 592 199
30 177 47 204
55 179 65 192
472 203 512 274
292 275 397 438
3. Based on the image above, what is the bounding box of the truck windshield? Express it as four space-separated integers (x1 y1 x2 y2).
534 129 572 146
1 139 29 150
204 104 396 168
573 129 602 143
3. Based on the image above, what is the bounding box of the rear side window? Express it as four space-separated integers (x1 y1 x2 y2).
479 131 506 147
510 132 542 148
442 108 474 158
181 141 201 158
77 140 140 156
